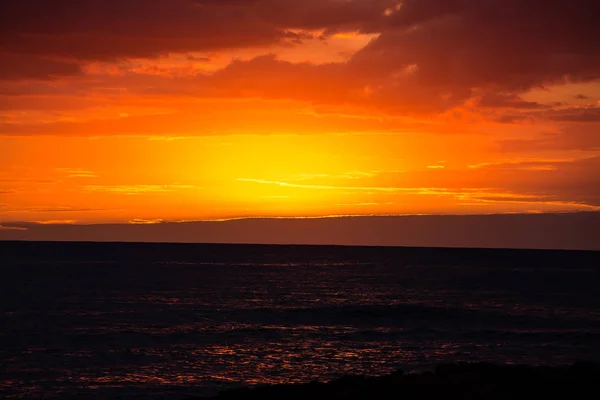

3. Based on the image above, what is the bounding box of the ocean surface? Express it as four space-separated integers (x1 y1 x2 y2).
1 241 599 399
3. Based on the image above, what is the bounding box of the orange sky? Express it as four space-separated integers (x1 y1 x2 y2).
1 0 600 227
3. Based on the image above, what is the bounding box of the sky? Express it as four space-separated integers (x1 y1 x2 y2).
1 0 599 247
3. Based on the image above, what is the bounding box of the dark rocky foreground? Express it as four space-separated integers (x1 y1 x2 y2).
205 362 599 399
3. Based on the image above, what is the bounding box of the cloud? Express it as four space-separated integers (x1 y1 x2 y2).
286 171 378 181
468 158 576 171
81 184 199 194
0 0 394 61
0 54 83 80
2 1 599 111
128 218 164 225
236 177 478 194
56 168 97 178
236 176 600 210
186 55 212 62
33 220 78 225
547 106 600 122
1 1 277 60
29 207 109 213
205 53 466 114
0 98 429 136
0 206 119 214
2 0 600 126
1 213 599 250
209 54 350 101
471 156 600 206
0 224 27 231
357 0 600 87
499 124 600 152
474 92 547 109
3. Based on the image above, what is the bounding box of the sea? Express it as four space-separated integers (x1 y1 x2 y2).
1 241 599 399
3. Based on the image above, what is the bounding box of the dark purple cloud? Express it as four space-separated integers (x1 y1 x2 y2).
1 213 599 250
0 0 396 79
195 0 600 113
0 54 83 80
0 0 392 60
476 93 546 109
350 0 600 97
548 107 600 122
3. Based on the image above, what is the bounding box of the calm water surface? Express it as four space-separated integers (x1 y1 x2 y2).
1 242 599 398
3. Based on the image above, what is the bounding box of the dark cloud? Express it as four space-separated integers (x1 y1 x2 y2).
1 213 599 250
204 54 468 113
0 0 395 81
476 93 546 109
0 54 83 80
548 107 600 122
250 0 393 33
0 94 102 110
196 0 600 113
186 55 211 62
492 114 532 124
0 0 392 60
209 54 353 102
350 0 600 100
0 0 280 59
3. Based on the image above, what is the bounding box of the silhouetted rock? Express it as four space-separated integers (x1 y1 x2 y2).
206 362 599 399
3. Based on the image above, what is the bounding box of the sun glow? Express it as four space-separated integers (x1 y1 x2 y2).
186 134 368 216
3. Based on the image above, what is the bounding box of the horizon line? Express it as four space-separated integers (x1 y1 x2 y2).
1 239 599 253
2 210 599 226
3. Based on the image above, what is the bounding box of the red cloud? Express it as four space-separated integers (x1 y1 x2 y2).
351 0 600 94
0 0 392 61
0 54 82 80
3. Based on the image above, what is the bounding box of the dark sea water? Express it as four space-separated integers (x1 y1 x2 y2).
1 241 599 399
